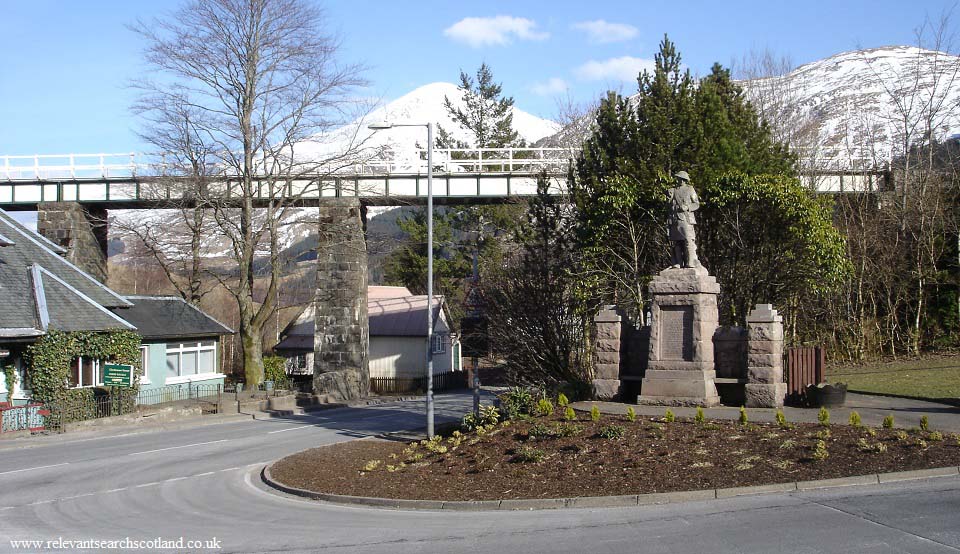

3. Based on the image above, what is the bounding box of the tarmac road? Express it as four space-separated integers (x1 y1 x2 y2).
2 393 960 553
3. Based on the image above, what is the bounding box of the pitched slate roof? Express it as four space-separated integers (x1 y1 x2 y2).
0 210 130 308
0 209 134 339
114 296 234 341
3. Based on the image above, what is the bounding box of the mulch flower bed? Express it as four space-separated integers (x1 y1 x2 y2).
269 412 960 501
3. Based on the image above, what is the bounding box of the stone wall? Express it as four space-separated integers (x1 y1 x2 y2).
592 306 622 400
313 198 370 401
36 202 108 282
745 304 786 408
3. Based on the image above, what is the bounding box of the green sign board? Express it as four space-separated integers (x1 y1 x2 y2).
103 364 133 387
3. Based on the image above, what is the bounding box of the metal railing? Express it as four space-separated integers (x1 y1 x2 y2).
0 149 578 182
136 383 223 406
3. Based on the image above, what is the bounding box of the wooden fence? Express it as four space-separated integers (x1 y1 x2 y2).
786 346 825 405
370 372 465 395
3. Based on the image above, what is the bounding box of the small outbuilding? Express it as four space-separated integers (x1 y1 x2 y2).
275 286 462 393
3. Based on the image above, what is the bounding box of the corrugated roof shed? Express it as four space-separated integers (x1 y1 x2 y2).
273 287 445 352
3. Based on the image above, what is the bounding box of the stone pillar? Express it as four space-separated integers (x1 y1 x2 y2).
592 306 622 400
313 198 369 401
745 304 786 408
638 266 721 406
36 202 108 282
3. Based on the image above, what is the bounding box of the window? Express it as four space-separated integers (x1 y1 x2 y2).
139 346 151 385
432 334 446 354
68 356 101 388
165 341 217 381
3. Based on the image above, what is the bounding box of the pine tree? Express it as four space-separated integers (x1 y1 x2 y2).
440 63 522 149
570 35 828 326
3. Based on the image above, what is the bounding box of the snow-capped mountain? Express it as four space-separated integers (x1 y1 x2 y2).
293 82 561 165
740 46 960 163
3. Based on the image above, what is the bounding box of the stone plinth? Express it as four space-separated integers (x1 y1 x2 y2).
637 266 721 406
593 306 622 400
313 198 369 401
745 304 786 408
36 202 108 283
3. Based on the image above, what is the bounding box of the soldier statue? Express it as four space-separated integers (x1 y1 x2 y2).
667 170 701 269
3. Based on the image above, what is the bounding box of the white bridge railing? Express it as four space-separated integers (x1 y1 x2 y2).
0 148 580 182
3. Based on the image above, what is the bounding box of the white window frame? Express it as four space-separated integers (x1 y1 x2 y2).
164 340 219 385
432 333 446 354
139 346 151 385
69 356 101 389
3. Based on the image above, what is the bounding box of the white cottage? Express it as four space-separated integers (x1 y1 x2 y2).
275 286 462 392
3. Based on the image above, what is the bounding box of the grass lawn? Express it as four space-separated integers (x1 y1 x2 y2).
827 355 960 402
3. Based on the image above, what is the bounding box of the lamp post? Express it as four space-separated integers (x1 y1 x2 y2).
368 121 435 438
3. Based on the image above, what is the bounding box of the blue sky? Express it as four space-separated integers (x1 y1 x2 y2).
0 0 955 155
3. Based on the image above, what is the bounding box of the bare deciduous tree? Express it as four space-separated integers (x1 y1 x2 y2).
131 0 368 384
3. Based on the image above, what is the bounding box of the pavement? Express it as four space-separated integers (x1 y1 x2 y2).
0 391 959 553
575 392 960 432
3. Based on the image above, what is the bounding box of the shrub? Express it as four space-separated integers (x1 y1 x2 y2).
920 415 929 432
527 423 553 439
818 407 830 426
929 431 944 442
536 398 555 417
554 422 583 437
848 411 861 427
513 446 546 463
896 430 909 441
774 409 787 426
598 424 625 440
557 393 569 407
916 439 928 449
263 356 288 388
499 387 536 419
362 460 381 472
779 439 796 450
462 405 501 432
738 406 748 425
857 438 887 454
882 415 895 429
812 440 829 461
815 429 831 440
625 406 636 422
590 405 601 422
694 406 705 424
564 406 577 421
864 427 877 437
664 409 675 423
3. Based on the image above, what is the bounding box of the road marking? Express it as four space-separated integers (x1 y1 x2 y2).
134 482 160 488
0 463 69 476
127 439 228 456
195 472 214 477
268 425 319 434
104 488 127 493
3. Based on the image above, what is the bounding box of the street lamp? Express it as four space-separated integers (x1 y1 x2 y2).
367 121 435 438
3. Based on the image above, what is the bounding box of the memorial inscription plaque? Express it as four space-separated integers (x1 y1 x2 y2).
659 305 693 361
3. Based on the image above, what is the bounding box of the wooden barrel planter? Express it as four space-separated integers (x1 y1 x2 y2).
806 383 847 407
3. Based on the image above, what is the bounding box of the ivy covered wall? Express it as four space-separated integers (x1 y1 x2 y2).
25 329 142 422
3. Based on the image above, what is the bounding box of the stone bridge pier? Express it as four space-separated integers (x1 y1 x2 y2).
36 202 109 283
313 198 370 401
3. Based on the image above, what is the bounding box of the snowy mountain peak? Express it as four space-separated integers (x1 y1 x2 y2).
360 81 560 149
742 45 960 161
